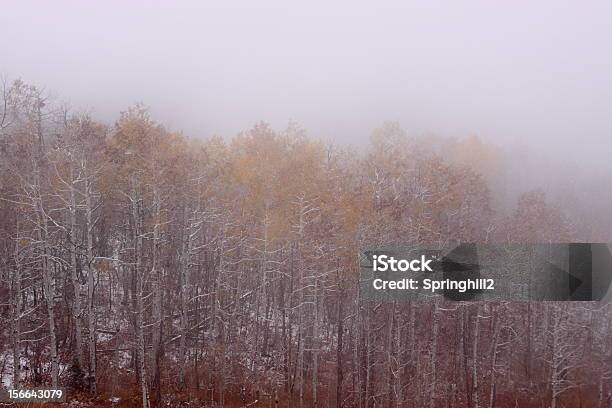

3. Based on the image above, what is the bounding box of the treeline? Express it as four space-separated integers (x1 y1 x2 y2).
0 79 610 408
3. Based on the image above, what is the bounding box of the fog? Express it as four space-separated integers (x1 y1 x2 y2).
2 1 612 168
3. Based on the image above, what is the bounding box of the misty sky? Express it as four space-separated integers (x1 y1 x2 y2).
2 1 611 166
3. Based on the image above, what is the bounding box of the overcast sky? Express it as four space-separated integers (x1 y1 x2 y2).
2 1 611 166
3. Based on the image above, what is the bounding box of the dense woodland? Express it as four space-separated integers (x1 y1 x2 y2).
0 79 610 408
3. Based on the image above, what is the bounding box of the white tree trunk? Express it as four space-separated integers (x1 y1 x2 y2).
472 304 481 408
131 187 150 408
37 188 59 388
488 310 501 408
429 298 439 408
178 218 192 385
70 171 85 372
11 236 22 388
85 170 97 393
550 306 560 408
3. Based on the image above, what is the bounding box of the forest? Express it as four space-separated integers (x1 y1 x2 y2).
0 78 610 408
